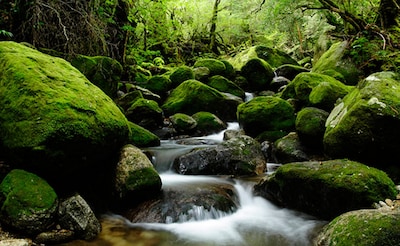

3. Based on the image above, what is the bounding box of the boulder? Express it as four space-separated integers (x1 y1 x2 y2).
192 112 226 136
295 107 329 148
174 135 266 176
193 58 226 76
324 72 400 166
0 169 58 235
137 75 172 97
58 194 101 240
240 58 274 91
169 113 197 135
316 209 400 246
275 64 310 81
127 121 160 147
274 132 310 163
169 65 195 88
193 66 211 81
71 55 123 98
254 159 398 220
207 75 245 99
114 145 162 204
0 41 130 195
280 72 353 111
312 41 362 85
162 80 241 121
237 96 295 137
125 98 164 129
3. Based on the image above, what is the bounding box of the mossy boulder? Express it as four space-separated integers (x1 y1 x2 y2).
115 90 144 112
240 58 274 92
126 98 164 129
0 169 58 235
280 72 354 111
323 72 400 166
275 64 310 81
169 65 195 88
207 75 245 99
169 113 197 134
237 96 295 137
193 58 226 76
295 107 329 148
71 55 123 98
114 145 162 204
0 41 130 193
316 209 400 246
254 159 398 220
138 75 172 96
162 80 241 121
127 121 160 147
192 112 226 136
174 135 266 176
274 132 310 164
312 41 362 85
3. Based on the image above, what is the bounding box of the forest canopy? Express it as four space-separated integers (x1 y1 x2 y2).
0 0 399 69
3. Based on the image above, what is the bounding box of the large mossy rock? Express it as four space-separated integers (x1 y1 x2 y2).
254 159 398 220
169 65 195 88
138 75 172 97
316 209 400 246
280 72 354 111
312 41 362 85
295 107 329 148
174 135 266 176
193 58 226 76
0 169 58 235
237 96 295 137
125 98 164 129
162 80 241 121
192 111 226 136
0 42 130 193
71 55 123 98
169 113 197 135
127 121 160 147
324 72 400 166
207 75 245 99
240 58 274 92
114 145 162 205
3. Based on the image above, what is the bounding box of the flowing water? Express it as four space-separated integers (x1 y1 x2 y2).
67 123 325 246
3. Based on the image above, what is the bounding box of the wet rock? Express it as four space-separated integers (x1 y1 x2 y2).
274 132 310 163
58 194 101 240
174 135 266 176
126 98 164 129
170 113 197 135
254 159 398 220
35 229 75 244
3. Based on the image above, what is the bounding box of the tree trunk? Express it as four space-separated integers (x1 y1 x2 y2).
378 0 400 29
209 0 221 55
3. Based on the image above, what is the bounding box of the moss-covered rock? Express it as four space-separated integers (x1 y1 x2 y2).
274 132 310 163
169 65 195 88
193 58 226 76
115 145 162 204
237 96 295 137
323 72 400 166
254 159 398 220
115 90 144 112
316 209 400 246
127 121 160 147
169 113 197 134
275 64 310 81
0 169 58 235
0 41 130 192
207 75 245 99
295 107 329 148
240 58 274 92
312 41 362 85
162 80 241 121
192 112 226 136
220 59 236 79
71 55 123 98
138 75 172 96
280 72 354 111
126 98 164 129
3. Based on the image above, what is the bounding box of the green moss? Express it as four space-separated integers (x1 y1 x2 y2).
254 45 299 68
125 167 162 192
170 113 197 132
192 111 226 133
240 58 274 91
169 65 195 88
128 98 162 113
0 169 57 220
139 75 172 95
194 58 226 76
127 121 160 147
207 75 245 98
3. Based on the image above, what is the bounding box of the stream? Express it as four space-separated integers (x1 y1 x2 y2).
66 123 325 246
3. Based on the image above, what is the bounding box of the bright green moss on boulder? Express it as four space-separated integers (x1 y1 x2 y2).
0 42 130 180
280 72 353 111
0 169 58 235
162 80 241 121
169 65 195 88
237 96 295 137
312 41 362 85
170 113 197 134
317 209 400 246
295 107 329 148
254 46 299 68
324 72 400 166
240 58 274 91
254 159 397 220
127 121 160 147
192 111 226 135
126 98 163 129
139 75 172 96
207 75 245 98
71 55 123 98
193 58 226 76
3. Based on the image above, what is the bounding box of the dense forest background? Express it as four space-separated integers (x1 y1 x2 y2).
0 0 399 72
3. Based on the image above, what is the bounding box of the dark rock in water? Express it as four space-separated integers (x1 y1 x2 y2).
174 135 266 176
35 229 75 245
254 159 398 220
58 194 101 240
126 180 237 223
0 169 58 235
